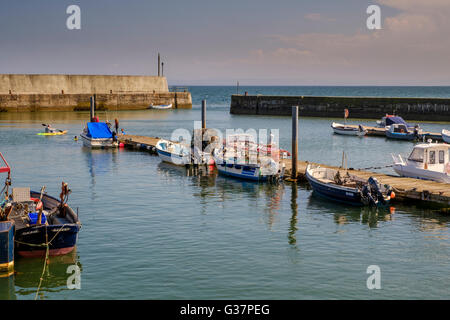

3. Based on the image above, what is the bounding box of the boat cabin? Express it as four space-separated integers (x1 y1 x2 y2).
407 143 450 171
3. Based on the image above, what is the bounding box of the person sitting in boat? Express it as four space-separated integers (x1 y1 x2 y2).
413 125 420 138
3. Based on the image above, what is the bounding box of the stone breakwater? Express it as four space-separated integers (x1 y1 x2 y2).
0 74 192 111
230 95 450 121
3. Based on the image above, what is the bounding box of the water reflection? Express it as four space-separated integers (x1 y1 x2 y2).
0 275 16 300
288 183 299 248
83 148 120 183
306 192 393 228
0 249 82 300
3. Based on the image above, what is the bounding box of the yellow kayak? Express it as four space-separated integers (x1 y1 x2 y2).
37 131 68 136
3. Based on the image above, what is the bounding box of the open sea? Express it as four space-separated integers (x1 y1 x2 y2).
0 86 449 300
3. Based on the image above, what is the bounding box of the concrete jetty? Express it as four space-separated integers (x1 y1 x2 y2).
0 74 192 112
231 94 450 122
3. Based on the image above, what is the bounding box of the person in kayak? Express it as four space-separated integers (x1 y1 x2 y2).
45 124 58 133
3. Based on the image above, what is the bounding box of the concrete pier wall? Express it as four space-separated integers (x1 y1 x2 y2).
230 95 450 121
0 74 168 94
0 74 192 110
0 92 192 112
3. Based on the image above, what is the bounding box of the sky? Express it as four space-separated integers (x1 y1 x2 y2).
0 0 449 85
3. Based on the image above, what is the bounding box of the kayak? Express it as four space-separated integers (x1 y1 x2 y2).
37 131 68 136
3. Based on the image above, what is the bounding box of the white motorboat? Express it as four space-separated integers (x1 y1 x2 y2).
213 133 285 182
392 142 450 183
442 129 450 143
155 139 192 165
331 122 367 136
149 103 172 109
80 122 118 148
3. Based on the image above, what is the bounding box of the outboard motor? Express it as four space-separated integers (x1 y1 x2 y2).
361 184 377 206
368 177 386 205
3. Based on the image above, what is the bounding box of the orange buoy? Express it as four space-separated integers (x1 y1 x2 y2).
390 191 396 199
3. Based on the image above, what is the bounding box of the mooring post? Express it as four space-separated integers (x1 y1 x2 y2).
291 106 299 180
201 99 206 130
158 53 161 77
90 95 95 122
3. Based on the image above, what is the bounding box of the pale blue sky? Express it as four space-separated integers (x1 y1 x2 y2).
1 0 448 85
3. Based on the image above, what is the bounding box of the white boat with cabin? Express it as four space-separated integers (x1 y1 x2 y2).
392 142 450 183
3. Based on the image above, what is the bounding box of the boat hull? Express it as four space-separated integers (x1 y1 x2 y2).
442 130 450 143
80 133 118 148
156 148 191 165
14 224 80 258
149 104 172 109
331 123 366 136
393 164 450 183
0 221 14 276
37 131 68 136
385 130 416 140
216 163 266 181
306 170 363 206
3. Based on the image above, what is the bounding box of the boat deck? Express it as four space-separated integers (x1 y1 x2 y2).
282 159 450 206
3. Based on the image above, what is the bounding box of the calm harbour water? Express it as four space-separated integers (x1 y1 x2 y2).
0 86 449 300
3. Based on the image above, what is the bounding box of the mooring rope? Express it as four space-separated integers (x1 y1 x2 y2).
13 224 69 300
356 164 394 171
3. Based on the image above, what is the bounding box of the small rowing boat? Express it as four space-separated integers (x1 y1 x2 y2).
331 122 367 136
149 103 172 109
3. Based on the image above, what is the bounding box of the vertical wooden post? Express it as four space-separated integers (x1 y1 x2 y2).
201 100 206 130
90 95 95 122
291 106 298 180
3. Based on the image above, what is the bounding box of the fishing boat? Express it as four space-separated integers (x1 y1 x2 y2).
392 142 450 183
305 164 394 206
385 123 420 141
149 103 172 109
442 129 450 143
331 122 367 136
7 185 81 257
0 153 81 258
80 122 118 148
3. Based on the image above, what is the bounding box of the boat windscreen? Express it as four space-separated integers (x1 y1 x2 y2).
408 148 424 162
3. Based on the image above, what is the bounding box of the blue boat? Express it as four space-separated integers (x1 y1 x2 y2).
385 123 420 141
305 164 394 206
0 221 14 276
